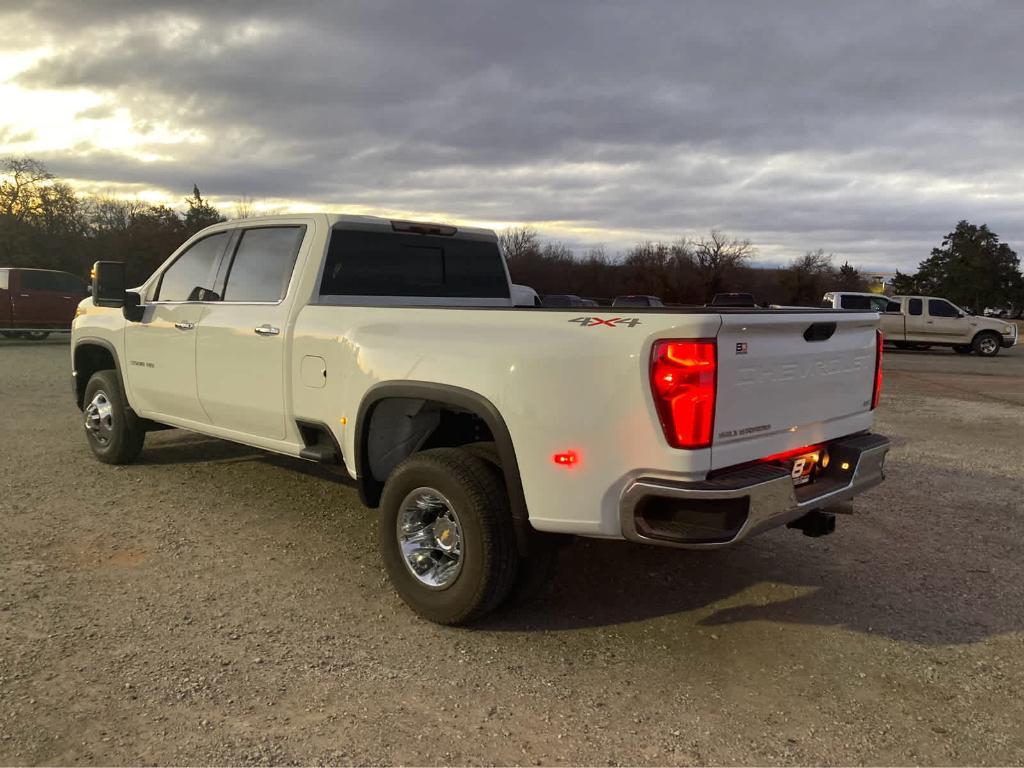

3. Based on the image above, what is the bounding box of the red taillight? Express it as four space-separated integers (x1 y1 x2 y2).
650 339 717 449
871 329 883 410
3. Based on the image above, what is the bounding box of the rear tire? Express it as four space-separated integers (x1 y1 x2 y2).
972 331 1001 357
378 448 519 625
83 370 146 464
464 442 560 606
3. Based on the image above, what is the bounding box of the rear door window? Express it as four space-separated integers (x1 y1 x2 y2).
156 232 230 302
223 226 305 302
320 229 509 298
908 298 923 316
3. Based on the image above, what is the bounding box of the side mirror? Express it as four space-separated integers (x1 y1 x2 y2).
957 311 965 318
91 261 126 308
123 291 144 322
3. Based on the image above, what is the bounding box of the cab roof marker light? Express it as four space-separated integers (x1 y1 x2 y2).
391 220 458 236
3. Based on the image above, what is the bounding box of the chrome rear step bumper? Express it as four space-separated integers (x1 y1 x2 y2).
620 433 890 549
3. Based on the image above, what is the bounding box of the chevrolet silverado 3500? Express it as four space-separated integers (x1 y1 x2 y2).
72 214 890 624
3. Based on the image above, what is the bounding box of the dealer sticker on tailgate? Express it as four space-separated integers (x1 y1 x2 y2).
788 451 820 486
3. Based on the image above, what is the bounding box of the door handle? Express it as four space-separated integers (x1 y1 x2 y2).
254 324 280 336
174 321 195 330
19 293 29 298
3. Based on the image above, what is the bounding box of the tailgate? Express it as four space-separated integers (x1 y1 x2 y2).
711 312 879 470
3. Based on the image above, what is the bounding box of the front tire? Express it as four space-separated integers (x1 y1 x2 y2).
23 331 50 341
83 370 146 464
379 448 519 625
972 331 1001 357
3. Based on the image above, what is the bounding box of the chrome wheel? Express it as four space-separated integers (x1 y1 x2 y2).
979 336 998 355
397 487 464 589
84 390 115 446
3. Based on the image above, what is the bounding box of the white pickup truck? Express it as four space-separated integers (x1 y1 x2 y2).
822 291 1018 356
73 214 890 624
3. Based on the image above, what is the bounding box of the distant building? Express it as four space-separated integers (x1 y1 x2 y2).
864 271 897 295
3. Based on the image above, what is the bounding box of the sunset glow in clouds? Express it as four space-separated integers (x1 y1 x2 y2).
3 1 1024 268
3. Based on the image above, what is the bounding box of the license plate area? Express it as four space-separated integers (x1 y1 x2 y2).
783 450 820 486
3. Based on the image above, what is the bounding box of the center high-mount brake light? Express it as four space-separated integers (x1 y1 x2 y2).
391 220 458 236
650 339 717 449
871 329 884 410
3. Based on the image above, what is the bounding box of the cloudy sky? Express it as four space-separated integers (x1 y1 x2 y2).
1 0 1022 269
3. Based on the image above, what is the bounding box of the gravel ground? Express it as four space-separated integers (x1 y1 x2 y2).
1 337 1023 765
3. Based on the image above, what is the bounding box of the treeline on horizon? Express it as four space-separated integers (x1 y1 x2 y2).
3 155 1020 309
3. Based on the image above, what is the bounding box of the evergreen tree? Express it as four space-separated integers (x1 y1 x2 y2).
183 184 225 234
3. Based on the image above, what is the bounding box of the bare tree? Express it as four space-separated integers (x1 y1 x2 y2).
87 196 146 232
692 230 754 297
781 249 836 305
498 226 540 261
233 195 256 219
0 156 54 220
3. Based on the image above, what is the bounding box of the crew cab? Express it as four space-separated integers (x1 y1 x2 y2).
823 292 1018 356
1 267 89 340
72 214 890 624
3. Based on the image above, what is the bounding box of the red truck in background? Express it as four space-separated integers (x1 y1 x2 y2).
0 268 89 340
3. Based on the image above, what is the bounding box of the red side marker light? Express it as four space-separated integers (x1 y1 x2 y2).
552 451 578 467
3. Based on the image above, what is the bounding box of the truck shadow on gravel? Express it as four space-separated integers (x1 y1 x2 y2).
482 532 1013 646
138 434 1016 647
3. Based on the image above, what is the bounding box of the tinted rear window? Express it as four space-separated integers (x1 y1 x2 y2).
839 294 872 309
908 298 923 316
320 229 509 298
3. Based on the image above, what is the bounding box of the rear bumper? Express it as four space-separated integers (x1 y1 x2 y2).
619 433 890 549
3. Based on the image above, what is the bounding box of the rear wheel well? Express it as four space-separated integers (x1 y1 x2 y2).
360 397 495 499
355 384 531 553
73 343 117 409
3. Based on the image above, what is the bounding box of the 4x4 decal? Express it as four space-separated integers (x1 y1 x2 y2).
569 317 642 328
